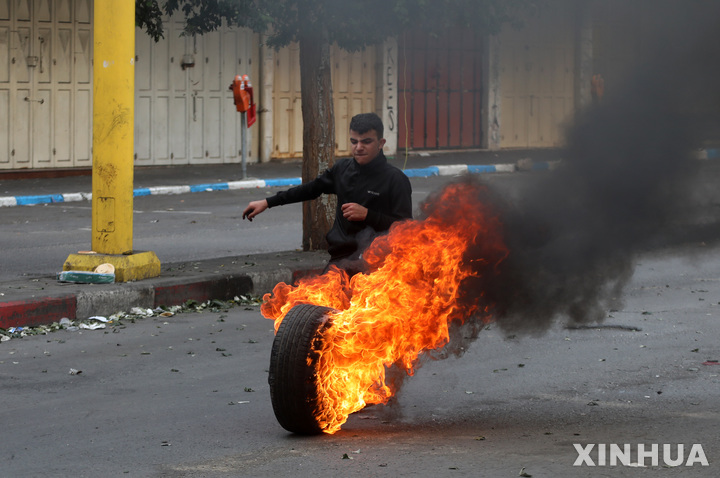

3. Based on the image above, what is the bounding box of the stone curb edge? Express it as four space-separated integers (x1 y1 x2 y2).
0 266 324 330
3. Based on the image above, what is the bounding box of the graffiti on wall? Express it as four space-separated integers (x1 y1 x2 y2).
385 43 396 132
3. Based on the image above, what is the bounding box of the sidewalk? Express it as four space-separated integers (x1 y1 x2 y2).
0 149 566 329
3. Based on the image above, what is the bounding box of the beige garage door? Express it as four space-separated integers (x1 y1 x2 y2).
499 5 575 148
134 22 258 166
0 0 92 170
272 43 376 159
591 0 643 95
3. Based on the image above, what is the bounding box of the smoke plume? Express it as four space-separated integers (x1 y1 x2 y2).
438 2 720 335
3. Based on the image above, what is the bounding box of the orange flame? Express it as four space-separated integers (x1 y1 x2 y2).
262 182 508 433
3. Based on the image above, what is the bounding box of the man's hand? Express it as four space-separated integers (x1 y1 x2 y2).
243 199 269 221
341 202 368 221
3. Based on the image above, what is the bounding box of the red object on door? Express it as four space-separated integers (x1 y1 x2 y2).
247 103 256 127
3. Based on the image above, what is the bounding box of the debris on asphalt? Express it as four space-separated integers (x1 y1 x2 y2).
79 316 110 330
69 368 82 375
0 296 263 344
565 324 642 332
129 307 155 317
519 467 532 477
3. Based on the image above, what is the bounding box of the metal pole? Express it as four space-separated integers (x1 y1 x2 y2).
92 0 134 254
241 111 247 179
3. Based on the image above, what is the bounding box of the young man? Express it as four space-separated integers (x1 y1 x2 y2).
242 112 413 271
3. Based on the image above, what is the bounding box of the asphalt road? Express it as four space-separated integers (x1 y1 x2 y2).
0 241 718 477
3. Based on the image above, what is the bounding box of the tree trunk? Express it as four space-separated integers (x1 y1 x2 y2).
298 29 336 252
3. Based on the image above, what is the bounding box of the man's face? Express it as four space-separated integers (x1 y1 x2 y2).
350 129 386 165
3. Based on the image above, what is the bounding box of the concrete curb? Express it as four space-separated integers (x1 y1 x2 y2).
1 296 77 329
0 265 323 330
0 160 559 208
697 148 720 160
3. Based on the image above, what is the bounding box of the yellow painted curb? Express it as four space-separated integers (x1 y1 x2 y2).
63 251 161 282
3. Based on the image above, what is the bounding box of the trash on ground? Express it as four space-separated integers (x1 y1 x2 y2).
87 316 110 323
129 307 154 317
57 270 115 284
93 263 115 274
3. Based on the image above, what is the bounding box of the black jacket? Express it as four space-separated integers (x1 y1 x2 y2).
265 152 413 261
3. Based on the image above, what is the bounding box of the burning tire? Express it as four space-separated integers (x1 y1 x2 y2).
268 303 335 435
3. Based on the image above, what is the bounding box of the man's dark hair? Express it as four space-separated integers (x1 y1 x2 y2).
350 112 384 139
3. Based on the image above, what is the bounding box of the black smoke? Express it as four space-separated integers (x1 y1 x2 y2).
441 2 720 335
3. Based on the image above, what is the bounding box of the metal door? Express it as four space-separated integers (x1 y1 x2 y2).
134 22 258 166
0 0 92 170
397 29 484 150
499 4 575 148
271 44 376 159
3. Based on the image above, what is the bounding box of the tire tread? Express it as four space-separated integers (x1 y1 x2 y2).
268 304 334 434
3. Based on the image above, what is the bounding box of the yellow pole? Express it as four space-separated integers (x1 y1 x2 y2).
92 0 134 254
63 1 160 282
